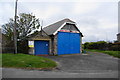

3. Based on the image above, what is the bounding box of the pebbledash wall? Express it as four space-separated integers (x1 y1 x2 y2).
28 18 83 55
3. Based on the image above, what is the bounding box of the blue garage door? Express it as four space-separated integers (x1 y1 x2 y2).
34 40 49 55
57 32 80 55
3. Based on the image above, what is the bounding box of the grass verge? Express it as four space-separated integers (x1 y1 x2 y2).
1 53 57 69
86 49 120 58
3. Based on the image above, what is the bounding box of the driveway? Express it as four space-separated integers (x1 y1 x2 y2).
2 52 119 78
44 52 118 73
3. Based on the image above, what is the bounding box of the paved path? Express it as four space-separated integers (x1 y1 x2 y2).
44 52 118 73
2 52 119 78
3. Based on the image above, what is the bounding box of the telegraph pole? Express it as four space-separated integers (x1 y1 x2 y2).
41 20 43 36
14 0 18 54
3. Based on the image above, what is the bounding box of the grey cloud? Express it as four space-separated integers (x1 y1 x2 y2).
0 1 118 43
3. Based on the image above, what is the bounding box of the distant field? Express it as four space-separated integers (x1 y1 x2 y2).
1 53 57 69
86 49 120 58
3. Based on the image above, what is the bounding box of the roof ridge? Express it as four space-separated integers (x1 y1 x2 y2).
44 18 75 29
43 19 64 29
43 18 76 35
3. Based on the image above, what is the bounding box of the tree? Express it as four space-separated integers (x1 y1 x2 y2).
84 42 89 49
2 13 40 41
2 18 14 41
2 13 40 53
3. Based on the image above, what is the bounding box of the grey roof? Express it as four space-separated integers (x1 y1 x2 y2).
43 18 75 35
117 33 120 35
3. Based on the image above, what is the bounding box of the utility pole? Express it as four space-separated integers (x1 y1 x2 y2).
41 20 43 36
14 0 18 54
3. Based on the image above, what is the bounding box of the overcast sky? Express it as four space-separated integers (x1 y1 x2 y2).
0 0 119 43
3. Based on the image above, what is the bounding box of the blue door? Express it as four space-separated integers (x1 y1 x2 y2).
34 40 49 55
57 32 80 55
69 32 80 54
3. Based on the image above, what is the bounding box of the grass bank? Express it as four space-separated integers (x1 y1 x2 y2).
86 49 120 58
2 53 57 69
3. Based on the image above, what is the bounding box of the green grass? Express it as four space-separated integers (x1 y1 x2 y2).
1 53 57 69
86 49 120 58
0 53 2 67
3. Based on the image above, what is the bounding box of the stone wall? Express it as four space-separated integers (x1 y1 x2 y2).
53 34 58 55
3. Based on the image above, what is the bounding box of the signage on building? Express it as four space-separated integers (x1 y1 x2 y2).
60 29 70 32
71 30 79 33
28 41 34 47
60 29 79 33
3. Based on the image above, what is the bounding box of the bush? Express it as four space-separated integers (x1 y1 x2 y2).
84 41 120 51
2 41 14 53
2 40 29 54
17 40 29 54
109 44 120 51
84 41 107 50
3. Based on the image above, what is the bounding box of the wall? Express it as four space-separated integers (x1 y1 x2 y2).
53 34 58 55
29 47 34 55
80 36 82 53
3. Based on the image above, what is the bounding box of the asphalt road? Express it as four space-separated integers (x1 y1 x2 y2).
2 52 119 78
44 52 118 73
